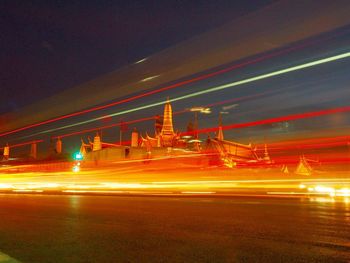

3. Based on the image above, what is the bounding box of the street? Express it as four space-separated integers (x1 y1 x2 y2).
0 194 349 262
1 1 350 263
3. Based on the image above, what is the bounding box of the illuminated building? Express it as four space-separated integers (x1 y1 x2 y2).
155 115 162 135
56 137 62 154
160 98 176 146
92 133 102 151
216 112 224 141
3 143 9 160
295 155 312 175
80 138 89 156
141 98 179 148
80 98 263 166
0 97 268 167
131 128 139 147
263 144 272 164
205 115 259 167
281 165 289 174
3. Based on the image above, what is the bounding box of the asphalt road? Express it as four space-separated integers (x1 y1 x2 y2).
0 194 349 263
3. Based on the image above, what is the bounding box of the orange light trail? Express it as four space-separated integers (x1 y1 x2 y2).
1 175 350 199
0 145 349 200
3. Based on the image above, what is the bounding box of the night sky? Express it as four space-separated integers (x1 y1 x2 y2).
1 1 350 156
0 0 274 114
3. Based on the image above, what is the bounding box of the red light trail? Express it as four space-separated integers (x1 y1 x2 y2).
6 105 350 150
182 105 350 136
0 31 346 138
52 91 270 139
52 116 156 139
263 135 350 151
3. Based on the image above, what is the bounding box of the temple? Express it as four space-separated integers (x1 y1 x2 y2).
0 98 266 167
141 98 179 149
205 112 260 167
78 98 263 167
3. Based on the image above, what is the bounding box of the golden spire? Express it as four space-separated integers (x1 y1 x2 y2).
161 98 174 136
160 98 175 146
217 112 224 141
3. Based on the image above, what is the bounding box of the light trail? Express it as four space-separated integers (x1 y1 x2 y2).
2 31 347 139
181 191 216 194
0 43 302 138
28 104 350 149
24 51 350 138
21 103 348 154
266 134 350 147
185 105 350 136
52 116 155 139
48 79 333 141
1 148 349 199
51 91 269 140
267 140 348 151
1 177 350 197
7 105 348 150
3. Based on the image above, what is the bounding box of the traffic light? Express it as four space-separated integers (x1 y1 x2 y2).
74 152 83 161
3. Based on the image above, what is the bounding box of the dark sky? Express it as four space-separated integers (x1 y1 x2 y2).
0 0 274 114
1 0 349 155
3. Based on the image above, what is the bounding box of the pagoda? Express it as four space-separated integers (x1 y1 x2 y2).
141 98 178 148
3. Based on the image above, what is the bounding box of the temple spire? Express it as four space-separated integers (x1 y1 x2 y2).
263 144 271 163
56 137 62 154
3 143 9 160
160 98 175 146
93 132 102 151
217 112 224 141
80 138 87 156
161 98 174 132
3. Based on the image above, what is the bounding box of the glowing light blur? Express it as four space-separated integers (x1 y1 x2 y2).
1 152 350 204
186 105 350 136
51 92 269 140
190 107 211 114
0 34 333 139
25 51 350 137
308 185 350 197
1 28 348 140
74 153 83 161
140 75 160 82
135 57 148 64
72 165 80 173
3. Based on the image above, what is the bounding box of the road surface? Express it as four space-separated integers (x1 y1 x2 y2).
0 194 349 262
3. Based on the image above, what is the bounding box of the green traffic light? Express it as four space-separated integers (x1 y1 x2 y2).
74 152 83 160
